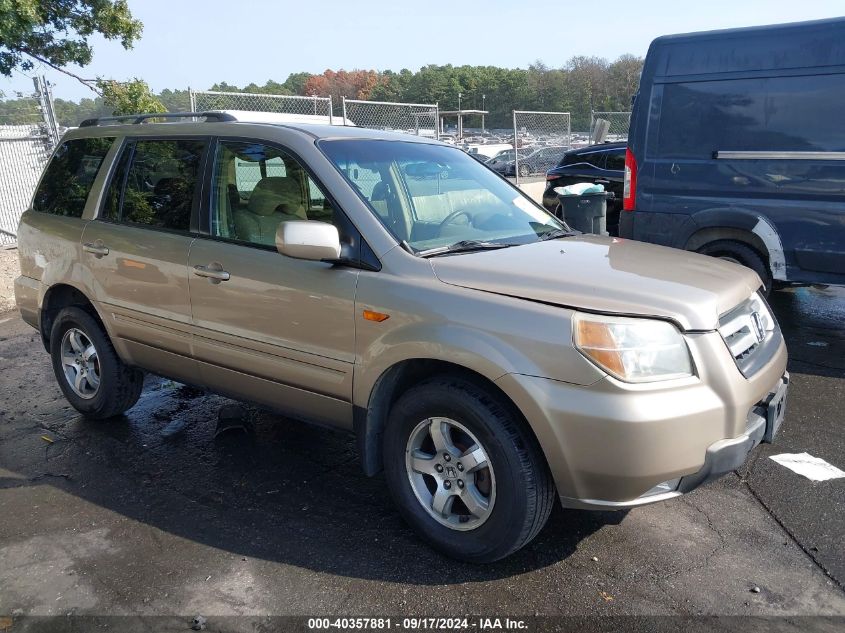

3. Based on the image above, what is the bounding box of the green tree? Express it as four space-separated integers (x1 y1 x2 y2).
0 0 142 81
96 78 166 115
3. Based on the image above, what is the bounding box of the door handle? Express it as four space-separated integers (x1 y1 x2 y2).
82 242 109 257
193 264 230 282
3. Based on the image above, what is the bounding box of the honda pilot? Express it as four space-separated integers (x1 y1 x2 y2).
15 112 788 562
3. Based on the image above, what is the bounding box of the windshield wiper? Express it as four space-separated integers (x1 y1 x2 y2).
418 240 516 258
537 228 579 241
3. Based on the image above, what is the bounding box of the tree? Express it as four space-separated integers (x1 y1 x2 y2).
0 0 142 84
96 78 166 115
0 58 644 130
303 69 381 100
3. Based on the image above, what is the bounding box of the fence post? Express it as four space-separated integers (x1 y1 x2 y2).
435 102 440 140
341 97 348 126
513 110 519 185
189 88 196 112
329 97 334 126
34 76 59 146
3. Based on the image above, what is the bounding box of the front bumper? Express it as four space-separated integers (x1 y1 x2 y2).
561 372 788 509
495 330 788 509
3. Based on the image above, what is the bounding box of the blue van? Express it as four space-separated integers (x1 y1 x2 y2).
620 18 845 291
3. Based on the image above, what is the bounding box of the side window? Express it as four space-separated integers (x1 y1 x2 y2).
210 140 337 247
33 137 114 217
604 151 625 171
657 73 845 158
102 139 206 231
583 152 606 168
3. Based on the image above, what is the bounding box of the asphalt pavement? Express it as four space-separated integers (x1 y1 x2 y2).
0 285 843 627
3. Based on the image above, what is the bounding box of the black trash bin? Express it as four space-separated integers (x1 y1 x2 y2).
556 191 614 235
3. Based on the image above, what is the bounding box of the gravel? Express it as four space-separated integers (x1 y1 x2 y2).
0 246 20 313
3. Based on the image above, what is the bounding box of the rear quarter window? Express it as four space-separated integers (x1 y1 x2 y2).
604 151 625 171
32 137 114 217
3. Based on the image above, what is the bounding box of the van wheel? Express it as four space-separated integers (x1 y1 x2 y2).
49 307 144 420
383 376 555 563
697 240 772 295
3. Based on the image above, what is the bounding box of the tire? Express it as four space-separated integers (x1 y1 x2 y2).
49 306 144 419
697 239 772 295
383 376 555 563
519 164 530 178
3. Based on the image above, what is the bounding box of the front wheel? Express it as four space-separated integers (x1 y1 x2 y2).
49 306 144 419
518 164 530 178
383 376 555 562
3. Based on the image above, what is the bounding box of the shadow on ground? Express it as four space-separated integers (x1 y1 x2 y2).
0 373 622 584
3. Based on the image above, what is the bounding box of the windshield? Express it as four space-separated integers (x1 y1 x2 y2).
318 139 564 253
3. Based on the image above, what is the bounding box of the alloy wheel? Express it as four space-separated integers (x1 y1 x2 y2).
60 327 101 399
405 417 496 531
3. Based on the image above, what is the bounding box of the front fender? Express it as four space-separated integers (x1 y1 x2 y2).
352 273 605 409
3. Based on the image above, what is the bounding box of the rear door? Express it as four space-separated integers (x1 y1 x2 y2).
187 138 359 428
80 137 209 384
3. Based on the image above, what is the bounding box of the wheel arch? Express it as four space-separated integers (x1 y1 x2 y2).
681 209 787 281
39 283 106 352
355 358 541 478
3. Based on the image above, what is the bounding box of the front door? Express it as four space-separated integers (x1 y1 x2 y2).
81 137 208 384
187 139 358 428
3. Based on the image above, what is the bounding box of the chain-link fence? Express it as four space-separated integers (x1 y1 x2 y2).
342 98 438 138
512 111 571 185
189 89 334 122
0 77 59 245
589 111 631 143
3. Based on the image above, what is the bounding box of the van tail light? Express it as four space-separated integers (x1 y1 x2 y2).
623 147 637 211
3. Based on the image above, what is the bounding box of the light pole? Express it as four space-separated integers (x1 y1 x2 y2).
482 94 486 132
457 92 462 140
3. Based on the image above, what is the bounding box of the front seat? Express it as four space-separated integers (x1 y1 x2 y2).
234 176 306 245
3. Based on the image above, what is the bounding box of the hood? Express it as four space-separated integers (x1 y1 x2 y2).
429 235 761 331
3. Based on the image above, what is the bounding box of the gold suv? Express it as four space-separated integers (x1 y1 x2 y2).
15 113 788 562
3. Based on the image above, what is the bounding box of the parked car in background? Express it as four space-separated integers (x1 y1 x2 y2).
622 17 845 292
494 146 569 177
517 146 568 177
542 142 625 235
16 112 788 563
467 151 492 164
486 149 518 174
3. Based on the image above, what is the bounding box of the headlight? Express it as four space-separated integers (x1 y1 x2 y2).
573 313 694 383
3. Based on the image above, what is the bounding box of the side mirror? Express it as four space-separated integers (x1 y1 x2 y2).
275 221 341 261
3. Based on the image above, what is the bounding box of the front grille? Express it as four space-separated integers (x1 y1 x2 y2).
718 293 776 376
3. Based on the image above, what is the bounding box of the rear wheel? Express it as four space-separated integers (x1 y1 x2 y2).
383 376 555 563
49 307 144 419
518 164 530 178
697 239 772 295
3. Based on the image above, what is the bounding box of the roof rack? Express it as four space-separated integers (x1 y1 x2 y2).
79 111 237 127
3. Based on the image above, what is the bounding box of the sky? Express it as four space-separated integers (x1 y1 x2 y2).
2 0 844 102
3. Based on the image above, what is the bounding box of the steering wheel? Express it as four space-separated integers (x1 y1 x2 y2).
438 209 473 234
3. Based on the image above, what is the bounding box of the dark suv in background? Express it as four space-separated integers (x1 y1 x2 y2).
542 143 625 235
